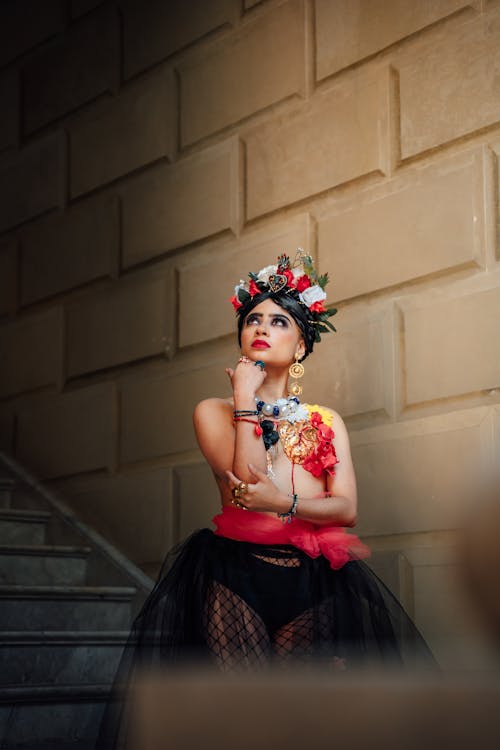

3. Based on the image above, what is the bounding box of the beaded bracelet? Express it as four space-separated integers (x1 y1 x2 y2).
277 493 299 524
233 416 263 436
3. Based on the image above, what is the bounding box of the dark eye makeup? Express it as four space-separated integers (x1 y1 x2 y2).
245 314 289 327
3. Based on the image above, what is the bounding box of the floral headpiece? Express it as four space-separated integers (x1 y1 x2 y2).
230 248 337 343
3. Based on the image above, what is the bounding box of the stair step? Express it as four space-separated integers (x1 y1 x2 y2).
0 585 136 631
0 508 51 545
0 544 91 586
0 631 128 687
0 683 109 748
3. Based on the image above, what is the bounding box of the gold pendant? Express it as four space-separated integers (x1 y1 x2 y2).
277 420 319 464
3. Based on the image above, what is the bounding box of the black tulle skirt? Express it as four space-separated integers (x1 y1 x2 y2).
96 528 436 749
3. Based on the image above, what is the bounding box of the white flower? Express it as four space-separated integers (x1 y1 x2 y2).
286 404 309 423
256 264 277 284
234 280 247 295
299 284 326 307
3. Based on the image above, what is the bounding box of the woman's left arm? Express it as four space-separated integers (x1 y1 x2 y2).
293 410 358 526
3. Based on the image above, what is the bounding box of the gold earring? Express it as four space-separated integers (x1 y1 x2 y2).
288 353 305 396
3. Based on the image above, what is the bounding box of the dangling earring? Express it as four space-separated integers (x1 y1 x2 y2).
288 353 305 396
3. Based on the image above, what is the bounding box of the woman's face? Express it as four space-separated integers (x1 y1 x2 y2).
240 298 305 367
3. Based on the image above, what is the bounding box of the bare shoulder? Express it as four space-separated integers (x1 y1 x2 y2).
324 406 345 425
192 397 232 424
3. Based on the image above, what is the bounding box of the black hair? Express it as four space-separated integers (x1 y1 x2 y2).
236 290 315 362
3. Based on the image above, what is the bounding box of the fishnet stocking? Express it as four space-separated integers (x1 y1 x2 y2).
251 552 301 567
203 581 271 670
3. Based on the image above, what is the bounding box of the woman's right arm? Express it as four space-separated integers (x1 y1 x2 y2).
192 399 235 482
193 359 269 484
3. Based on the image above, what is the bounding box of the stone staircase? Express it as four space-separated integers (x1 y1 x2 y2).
0 453 154 749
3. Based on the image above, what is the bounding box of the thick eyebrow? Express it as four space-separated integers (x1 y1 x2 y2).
246 312 292 322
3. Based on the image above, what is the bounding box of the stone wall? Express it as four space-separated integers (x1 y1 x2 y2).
1 0 499 668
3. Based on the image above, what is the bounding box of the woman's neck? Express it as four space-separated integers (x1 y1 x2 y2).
255 370 290 403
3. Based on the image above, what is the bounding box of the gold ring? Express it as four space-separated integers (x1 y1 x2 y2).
237 481 248 495
231 486 240 499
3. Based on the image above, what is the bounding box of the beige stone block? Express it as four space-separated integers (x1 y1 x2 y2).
410 548 497 670
70 71 175 197
319 152 484 301
121 364 230 464
174 463 221 541
353 412 486 537
122 138 239 267
403 286 500 405
22 6 117 133
122 0 235 79
180 0 305 146
66 272 172 377
0 240 17 316
0 308 62 398
21 195 118 305
0 133 62 232
0 0 65 67
305 307 392 420
397 6 500 158
492 407 500 482
178 216 311 347
245 67 389 219
17 383 115 479
316 0 473 81
63 468 173 564
0 70 18 151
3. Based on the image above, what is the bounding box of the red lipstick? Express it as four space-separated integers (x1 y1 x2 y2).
251 340 270 349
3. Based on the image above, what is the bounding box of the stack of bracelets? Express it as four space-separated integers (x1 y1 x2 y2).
232 409 299 523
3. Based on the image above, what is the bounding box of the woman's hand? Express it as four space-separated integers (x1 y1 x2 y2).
225 463 289 513
225 357 267 398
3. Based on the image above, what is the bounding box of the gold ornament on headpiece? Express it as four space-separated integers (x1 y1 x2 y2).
267 273 288 293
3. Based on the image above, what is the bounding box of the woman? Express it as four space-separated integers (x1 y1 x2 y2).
97 251 434 747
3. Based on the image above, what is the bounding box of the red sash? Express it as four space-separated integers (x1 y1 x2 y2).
212 505 370 570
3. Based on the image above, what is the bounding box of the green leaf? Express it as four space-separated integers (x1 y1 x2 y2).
238 289 250 303
248 272 259 281
326 307 337 317
317 272 329 289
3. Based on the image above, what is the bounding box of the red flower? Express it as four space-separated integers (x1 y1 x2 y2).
249 279 261 297
309 300 326 314
303 453 325 478
230 294 242 310
282 269 294 286
303 412 338 478
296 274 311 292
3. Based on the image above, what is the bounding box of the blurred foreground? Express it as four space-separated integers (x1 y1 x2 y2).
122 667 500 750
